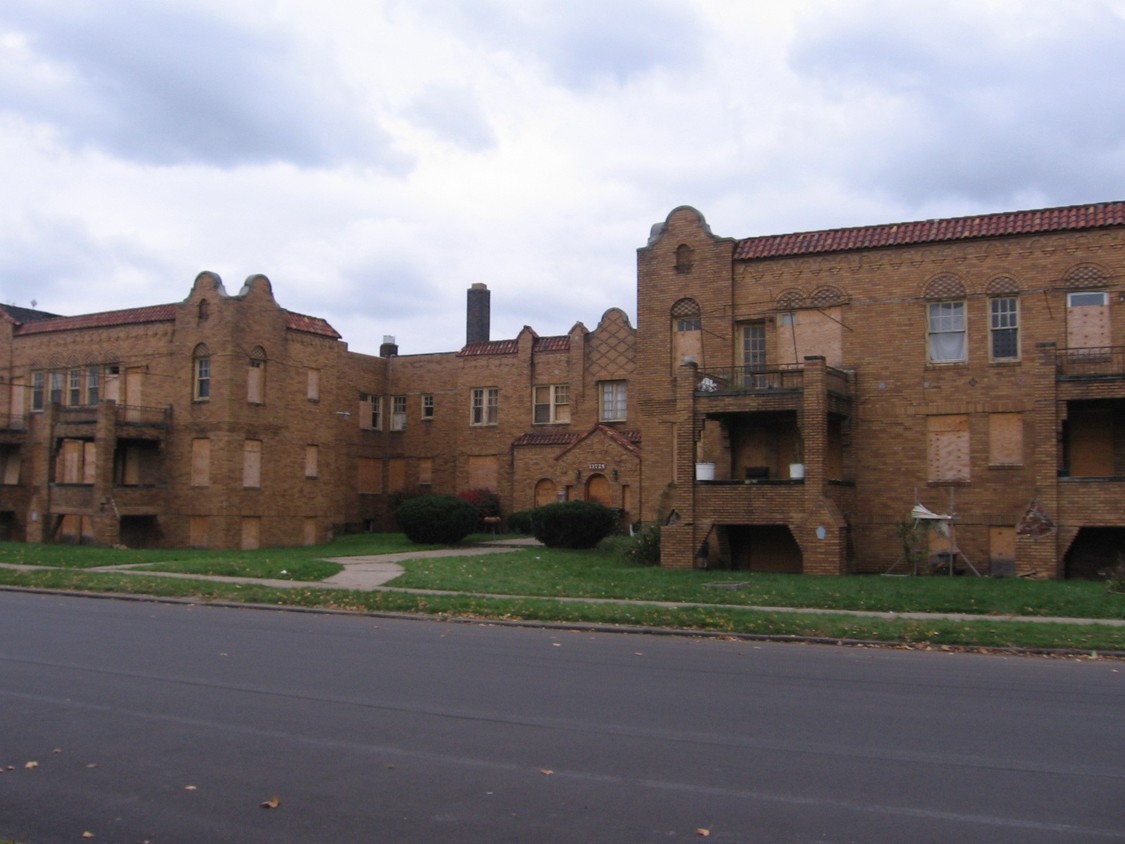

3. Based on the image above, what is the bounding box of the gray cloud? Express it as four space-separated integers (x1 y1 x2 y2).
405 85 497 151
404 0 703 89
0 0 407 169
788 0 1125 206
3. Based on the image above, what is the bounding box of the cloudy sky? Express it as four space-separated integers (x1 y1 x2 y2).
3 0 1125 354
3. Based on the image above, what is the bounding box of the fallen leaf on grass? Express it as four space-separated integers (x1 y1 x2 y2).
539 769 554 776
260 795 281 809
696 828 711 837
24 761 38 769
81 832 94 839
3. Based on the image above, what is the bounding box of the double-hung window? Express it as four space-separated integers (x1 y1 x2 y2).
599 381 627 422
391 396 407 431
928 301 966 363
990 297 1019 360
533 384 570 424
421 394 434 420
471 388 499 426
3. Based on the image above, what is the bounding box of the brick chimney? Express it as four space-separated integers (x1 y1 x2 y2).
467 283 491 345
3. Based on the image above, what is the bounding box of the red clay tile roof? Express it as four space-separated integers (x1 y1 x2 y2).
512 431 580 447
15 304 178 335
555 425 642 459
459 335 569 356
733 200 1125 261
284 310 341 339
459 339 519 356
534 335 570 352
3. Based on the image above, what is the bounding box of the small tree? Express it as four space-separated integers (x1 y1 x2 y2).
531 501 619 549
457 488 501 524
394 495 480 545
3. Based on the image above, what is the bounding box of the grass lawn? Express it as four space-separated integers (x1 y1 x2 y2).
0 535 1121 653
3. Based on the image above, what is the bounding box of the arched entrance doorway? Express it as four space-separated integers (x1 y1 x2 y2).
534 478 557 507
585 473 611 506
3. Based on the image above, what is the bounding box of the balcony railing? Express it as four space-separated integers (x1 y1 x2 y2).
118 405 171 427
0 413 28 431
696 365 853 398
696 365 804 395
1056 346 1125 379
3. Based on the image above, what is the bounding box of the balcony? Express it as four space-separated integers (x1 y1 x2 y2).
49 484 95 512
1056 346 1125 380
0 413 28 445
694 481 807 523
1058 476 1125 525
695 365 853 415
116 404 171 440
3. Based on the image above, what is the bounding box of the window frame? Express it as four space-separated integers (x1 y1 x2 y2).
927 300 967 364
421 394 434 420
533 384 570 425
598 380 627 422
194 355 211 401
391 395 407 431
86 367 100 405
471 387 499 426
31 371 44 412
989 296 1019 361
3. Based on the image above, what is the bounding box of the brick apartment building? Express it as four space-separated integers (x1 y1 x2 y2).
1 199 1123 578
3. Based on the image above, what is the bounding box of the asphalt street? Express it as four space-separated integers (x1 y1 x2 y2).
1 591 1122 843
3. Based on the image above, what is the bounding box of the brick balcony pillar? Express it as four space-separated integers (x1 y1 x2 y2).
659 360 701 568
1015 342 1062 578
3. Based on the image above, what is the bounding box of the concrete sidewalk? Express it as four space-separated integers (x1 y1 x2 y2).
0 538 1122 629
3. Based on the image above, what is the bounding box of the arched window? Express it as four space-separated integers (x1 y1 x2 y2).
192 344 211 401
674 244 694 273
247 346 266 404
671 298 703 368
924 275 967 364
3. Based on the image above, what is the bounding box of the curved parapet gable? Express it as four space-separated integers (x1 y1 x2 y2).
188 270 228 299
238 273 276 301
645 206 716 247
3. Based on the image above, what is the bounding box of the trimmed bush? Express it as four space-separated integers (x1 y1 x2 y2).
394 495 480 545
623 522 661 566
506 510 534 534
531 501 619 549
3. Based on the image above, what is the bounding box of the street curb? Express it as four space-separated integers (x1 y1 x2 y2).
3 584 1122 661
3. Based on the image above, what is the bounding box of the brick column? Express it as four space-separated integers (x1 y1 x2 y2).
659 360 701 568
94 401 120 546
1016 342 1061 577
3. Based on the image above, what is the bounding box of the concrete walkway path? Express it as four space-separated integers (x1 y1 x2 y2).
0 538 1122 630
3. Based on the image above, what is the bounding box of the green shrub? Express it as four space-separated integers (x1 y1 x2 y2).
394 495 480 545
506 510 534 534
624 522 661 566
531 501 619 549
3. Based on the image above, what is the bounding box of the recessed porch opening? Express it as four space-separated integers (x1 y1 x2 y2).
721 524 802 573
1062 399 1123 478
120 515 161 548
701 411 803 481
1064 527 1125 579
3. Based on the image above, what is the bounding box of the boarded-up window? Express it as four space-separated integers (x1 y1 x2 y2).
240 517 260 550
303 518 317 546
388 458 407 492
1067 407 1114 477
1 448 21 485
927 415 970 482
988 414 1023 466
57 439 92 484
776 307 844 368
189 516 208 549
191 438 210 487
305 445 318 479
418 457 433 486
357 457 381 493
119 444 139 486
359 394 381 430
468 455 499 491
248 347 266 404
243 440 262 488
83 442 97 485
306 368 319 401
1067 291 1109 350
535 478 557 507
585 474 611 506
989 526 1016 576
